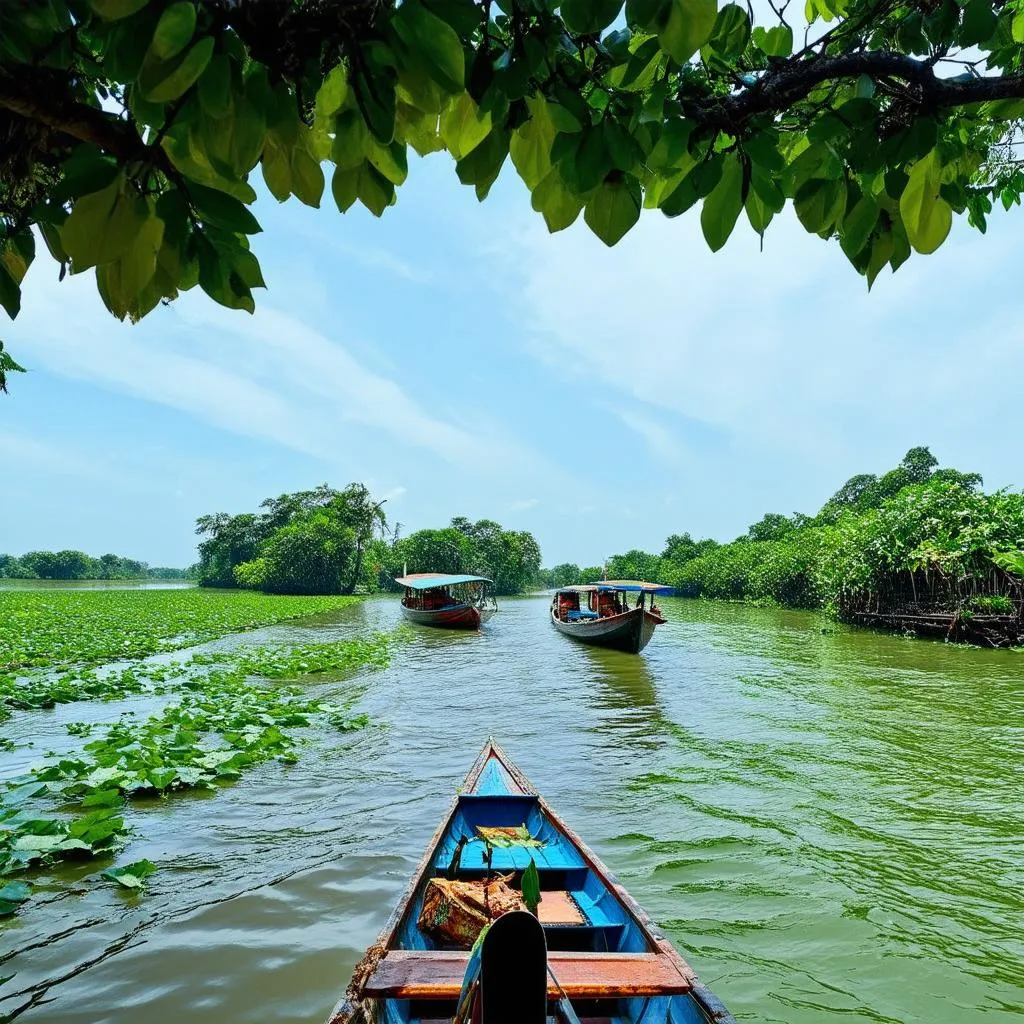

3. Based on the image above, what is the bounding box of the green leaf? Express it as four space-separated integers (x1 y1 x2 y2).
531 169 584 231
81 789 124 808
659 0 718 64
840 194 879 259
0 264 20 320
561 0 624 34
332 166 359 213
101 859 157 890
0 340 27 392
315 65 349 122
261 140 292 201
422 0 480 35
574 126 613 192
198 54 232 118
61 176 149 272
357 164 395 216
368 139 410 186
13 833 64 853
98 207 165 318
509 97 557 190
150 2 196 62
0 882 31 906
585 175 641 246
626 0 669 30
440 92 492 159
752 23 793 55
700 152 743 251
190 184 262 234
521 859 541 915
392 1 466 93
866 228 894 287
793 177 846 235
290 148 326 207
142 36 215 103
353 56 398 144
476 824 545 848
90 0 148 19
456 130 508 200
706 4 750 60
900 150 952 254
1011 10 1024 42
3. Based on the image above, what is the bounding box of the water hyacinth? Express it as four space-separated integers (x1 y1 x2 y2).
0 627 404 920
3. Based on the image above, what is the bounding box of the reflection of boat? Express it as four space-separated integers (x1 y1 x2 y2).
551 581 673 654
396 573 497 630
330 738 734 1024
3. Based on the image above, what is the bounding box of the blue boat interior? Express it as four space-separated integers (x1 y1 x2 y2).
374 752 726 1024
398 793 649 955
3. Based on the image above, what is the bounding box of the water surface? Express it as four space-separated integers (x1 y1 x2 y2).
1 596 1020 1023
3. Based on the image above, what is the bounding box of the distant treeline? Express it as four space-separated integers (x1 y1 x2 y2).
0 551 193 581
540 447 1024 622
194 483 542 597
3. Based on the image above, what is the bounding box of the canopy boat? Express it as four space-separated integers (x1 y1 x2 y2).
551 581 673 654
396 574 497 630
330 739 734 1024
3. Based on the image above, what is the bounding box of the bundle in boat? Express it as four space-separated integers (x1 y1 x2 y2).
417 873 525 948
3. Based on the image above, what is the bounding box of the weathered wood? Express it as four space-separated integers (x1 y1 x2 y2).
364 950 693 999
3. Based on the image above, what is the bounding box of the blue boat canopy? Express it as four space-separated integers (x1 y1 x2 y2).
395 573 492 590
592 579 675 595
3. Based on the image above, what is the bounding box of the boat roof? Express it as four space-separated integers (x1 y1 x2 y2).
556 581 674 594
395 573 492 590
599 579 674 593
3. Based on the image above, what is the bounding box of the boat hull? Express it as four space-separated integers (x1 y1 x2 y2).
551 605 664 654
400 603 483 630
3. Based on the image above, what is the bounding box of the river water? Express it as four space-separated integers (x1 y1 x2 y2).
1 595 1021 1023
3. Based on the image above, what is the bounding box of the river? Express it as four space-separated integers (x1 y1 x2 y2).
1 595 1021 1023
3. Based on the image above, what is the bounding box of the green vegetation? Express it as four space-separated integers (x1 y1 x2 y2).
589 448 1024 626
6 0 1024 386
197 483 386 594
0 550 190 580
369 516 543 596
1 628 399 918
0 587 361 673
197 485 544 597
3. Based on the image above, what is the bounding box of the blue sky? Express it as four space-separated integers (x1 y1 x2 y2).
2 153 1021 568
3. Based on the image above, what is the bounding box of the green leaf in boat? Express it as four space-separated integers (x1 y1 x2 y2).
521 858 542 915
475 824 544 848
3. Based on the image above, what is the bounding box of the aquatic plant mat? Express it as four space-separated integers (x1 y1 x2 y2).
0 590 404 923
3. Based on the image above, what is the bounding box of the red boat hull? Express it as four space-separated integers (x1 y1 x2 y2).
400 603 487 630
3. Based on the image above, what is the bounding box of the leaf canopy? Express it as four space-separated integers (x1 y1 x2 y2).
2 0 1024 384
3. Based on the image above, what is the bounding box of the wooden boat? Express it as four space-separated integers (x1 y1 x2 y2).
329 739 734 1024
551 581 672 654
396 574 497 630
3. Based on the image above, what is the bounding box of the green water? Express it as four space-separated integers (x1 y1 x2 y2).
1 595 1021 1022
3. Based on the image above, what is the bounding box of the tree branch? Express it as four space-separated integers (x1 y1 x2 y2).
0 75 168 172
691 51 1024 132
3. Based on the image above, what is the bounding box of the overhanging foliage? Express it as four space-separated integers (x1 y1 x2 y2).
3 0 1024 382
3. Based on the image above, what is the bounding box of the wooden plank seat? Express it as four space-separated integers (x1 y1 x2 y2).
364 950 693 1000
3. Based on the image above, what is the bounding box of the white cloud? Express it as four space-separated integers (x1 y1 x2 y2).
508 497 539 511
614 409 690 464
501 194 1024 479
11 269 540 475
